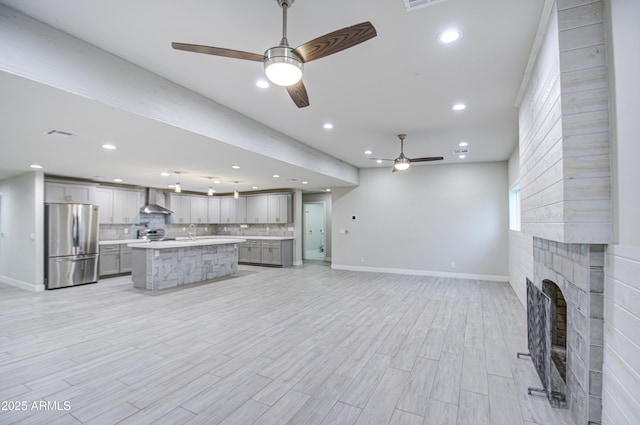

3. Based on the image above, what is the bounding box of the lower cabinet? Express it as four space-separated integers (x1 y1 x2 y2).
99 244 133 277
239 240 262 263
238 239 293 267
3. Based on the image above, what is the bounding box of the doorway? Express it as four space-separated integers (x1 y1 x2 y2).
303 202 325 261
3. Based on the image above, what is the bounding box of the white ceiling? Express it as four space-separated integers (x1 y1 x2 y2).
0 0 543 194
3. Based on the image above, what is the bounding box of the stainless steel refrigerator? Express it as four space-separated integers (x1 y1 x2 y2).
45 203 99 289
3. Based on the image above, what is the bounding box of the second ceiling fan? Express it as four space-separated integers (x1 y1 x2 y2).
371 134 444 172
172 0 377 108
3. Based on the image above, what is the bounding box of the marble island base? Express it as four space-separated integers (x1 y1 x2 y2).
130 239 244 291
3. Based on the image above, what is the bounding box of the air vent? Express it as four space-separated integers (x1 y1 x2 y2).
44 129 76 138
402 0 449 11
453 148 469 154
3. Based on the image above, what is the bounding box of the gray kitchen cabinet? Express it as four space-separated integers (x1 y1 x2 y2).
96 188 114 224
99 244 133 277
239 239 293 267
246 195 268 224
190 196 208 224
99 245 120 276
236 196 247 223
45 182 96 204
207 197 221 223
167 194 191 224
112 189 140 224
239 240 262 263
96 187 140 224
268 193 292 223
220 196 238 224
120 246 132 273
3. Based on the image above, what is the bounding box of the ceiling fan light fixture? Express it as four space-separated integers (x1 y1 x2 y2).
394 157 411 171
264 47 303 87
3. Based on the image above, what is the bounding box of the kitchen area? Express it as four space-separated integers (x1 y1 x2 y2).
42 178 297 291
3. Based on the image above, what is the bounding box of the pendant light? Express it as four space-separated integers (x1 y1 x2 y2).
207 177 215 196
174 171 182 193
233 181 239 199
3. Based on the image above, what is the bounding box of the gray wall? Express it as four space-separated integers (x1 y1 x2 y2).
332 162 509 279
0 171 45 291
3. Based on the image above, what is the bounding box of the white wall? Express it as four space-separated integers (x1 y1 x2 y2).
0 171 45 291
332 162 509 280
602 0 640 423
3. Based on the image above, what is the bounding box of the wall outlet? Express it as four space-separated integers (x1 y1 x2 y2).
204 227 208 231
450 261 456 269
360 257 365 263
124 228 129 234
154 250 160 257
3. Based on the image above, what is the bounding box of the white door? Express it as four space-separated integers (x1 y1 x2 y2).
303 202 325 261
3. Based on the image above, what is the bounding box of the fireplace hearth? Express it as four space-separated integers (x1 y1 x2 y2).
524 237 605 425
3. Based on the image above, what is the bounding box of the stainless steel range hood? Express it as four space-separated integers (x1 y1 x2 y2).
140 188 173 215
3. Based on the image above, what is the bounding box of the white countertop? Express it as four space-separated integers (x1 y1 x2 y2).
128 238 246 249
101 235 293 245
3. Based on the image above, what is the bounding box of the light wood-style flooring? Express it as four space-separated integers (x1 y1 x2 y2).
0 263 572 425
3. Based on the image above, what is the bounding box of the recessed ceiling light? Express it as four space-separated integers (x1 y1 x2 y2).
272 174 280 178
302 181 308 185
323 123 334 129
459 141 468 147
256 80 269 88
252 186 259 189
364 150 372 155
30 164 43 169
113 178 123 183
376 159 383 164
168 184 175 189
213 180 221 184
232 165 240 169
325 188 331 192
102 144 117 150
459 154 466 159
160 172 171 177
438 29 461 44
452 103 466 111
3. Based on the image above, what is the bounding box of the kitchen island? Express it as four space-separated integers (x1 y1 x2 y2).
128 238 245 291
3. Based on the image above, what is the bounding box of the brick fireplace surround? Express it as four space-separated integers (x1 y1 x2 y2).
532 237 605 424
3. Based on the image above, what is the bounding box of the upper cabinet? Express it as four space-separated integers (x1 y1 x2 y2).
166 193 191 224
45 182 96 204
190 196 208 224
220 196 238 224
268 193 292 223
246 195 268 224
208 197 221 224
95 187 141 224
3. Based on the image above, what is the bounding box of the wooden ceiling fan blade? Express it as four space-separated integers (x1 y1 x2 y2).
171 42 265 62
294 21 377 63
286 80 310 108
410 156 444 162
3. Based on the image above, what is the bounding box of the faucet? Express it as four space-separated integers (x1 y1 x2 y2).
188 223 197 240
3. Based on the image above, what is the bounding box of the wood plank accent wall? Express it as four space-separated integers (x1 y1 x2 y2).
519 0 611 244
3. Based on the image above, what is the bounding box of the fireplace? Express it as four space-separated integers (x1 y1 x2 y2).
526 237 605 425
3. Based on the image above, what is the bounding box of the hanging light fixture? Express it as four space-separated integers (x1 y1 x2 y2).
233 181 240 199
207 177 215 196
174 171 182 193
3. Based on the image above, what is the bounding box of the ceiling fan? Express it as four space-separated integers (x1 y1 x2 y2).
371 134 444 172
171 0 377 108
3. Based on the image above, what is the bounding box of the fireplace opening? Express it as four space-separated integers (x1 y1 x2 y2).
543 279 567 383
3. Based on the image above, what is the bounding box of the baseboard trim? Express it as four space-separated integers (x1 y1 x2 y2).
0 275 45 292
330 264 509 282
